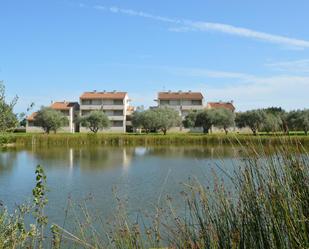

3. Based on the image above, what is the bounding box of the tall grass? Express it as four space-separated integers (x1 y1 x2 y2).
0 139 308 248
1 132 309 147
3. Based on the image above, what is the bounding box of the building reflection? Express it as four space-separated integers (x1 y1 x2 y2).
24 146 134 171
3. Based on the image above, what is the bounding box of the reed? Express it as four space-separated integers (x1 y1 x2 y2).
1 132 309 147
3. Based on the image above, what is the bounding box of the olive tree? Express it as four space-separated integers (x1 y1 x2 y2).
212 108 235 134
35 107 69 134
235 110 267 135
132 111 143 129
261 113 283 133
132 109 158 133
263 107 287 133
132 107 181 135
79 111 110 133
287 109 309 135
183 110 199 129
153 107 181 135
0 81 18 132
195 109 216 134
299 109 309 135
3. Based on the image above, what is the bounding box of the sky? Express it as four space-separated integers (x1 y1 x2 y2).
1 0 309 113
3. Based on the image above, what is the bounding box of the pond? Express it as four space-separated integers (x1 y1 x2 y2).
0 145 265 225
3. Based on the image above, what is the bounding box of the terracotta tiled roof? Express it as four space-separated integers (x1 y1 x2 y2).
26 112 37 121
158 92 203 100
50 101 79 110
80 92 127 100
207 102 236 112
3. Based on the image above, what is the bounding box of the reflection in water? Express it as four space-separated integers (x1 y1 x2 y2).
14 146 135 171
0 148 18 173
69 148 73 169
134 147 147 156
0 144 289 174
1 144 305 226
122 148 132 170
142 146 239 159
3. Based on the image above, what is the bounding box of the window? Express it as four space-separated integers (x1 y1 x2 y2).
170 100 180 106
28 121 35 127
113 99 123 105
160 100 169 105
112 121 123 127
182 100 192 106
92 99 102 105
192 100 202 105
102 99 113 105
82 100 92 105
104 110 113 116
113 110 123 116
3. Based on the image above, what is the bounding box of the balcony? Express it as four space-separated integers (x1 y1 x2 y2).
181 105 204 110
158 105 204 110
108 116 124 121
80 105 124 110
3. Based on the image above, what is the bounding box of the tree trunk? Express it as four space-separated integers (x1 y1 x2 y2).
163 129 167 135
252 128 257 136
224 127 228 135
203 127 209 134
91 127 98 133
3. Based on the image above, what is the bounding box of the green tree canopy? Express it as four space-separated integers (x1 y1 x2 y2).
132 107 181 135
299 109 309 135
35 107 69 134
212 108 235 134
263 107 287 133
183 110 199 129
195 109 216 134
287 109 309 135
131 111 143 129
79 111 110 133
261 113 283 133
235 110 267 135
0 81 18 132
153 107 181 135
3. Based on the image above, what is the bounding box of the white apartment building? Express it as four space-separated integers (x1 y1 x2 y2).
79 91 130 133
26 101 80 133
156 91 204 118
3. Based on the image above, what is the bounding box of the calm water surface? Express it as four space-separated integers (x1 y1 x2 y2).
0 145 243 224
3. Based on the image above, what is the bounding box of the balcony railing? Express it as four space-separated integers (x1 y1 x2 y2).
158 105 204 110
181 105 204 110
108 116 124 121
80 105 124 110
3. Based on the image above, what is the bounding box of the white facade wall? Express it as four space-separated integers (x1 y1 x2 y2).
158 98 204 132
79 94 129 133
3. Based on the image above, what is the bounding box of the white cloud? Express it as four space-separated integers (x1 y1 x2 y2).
93 5 309 49
266 59 309 73
85 62 308 110
162 65 309 110
204 75 309 111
